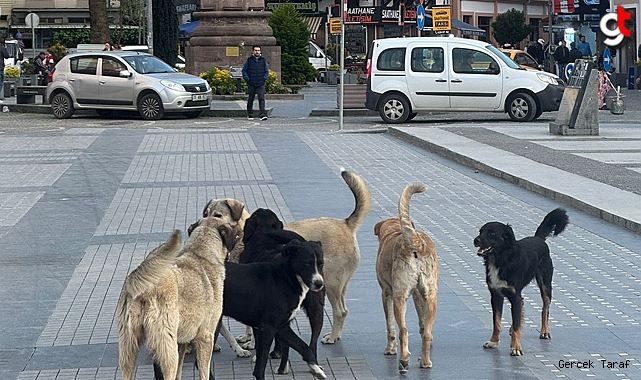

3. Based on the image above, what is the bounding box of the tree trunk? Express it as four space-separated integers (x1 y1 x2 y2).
153 0 178 65
89 0 110 44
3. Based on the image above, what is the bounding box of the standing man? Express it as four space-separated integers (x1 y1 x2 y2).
576 35 592 58
0 39 10 104
553 41 570 81
242 45 269 120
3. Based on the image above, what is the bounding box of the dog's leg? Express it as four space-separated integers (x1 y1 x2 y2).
413 288 436 369
149 341 178 380
176 344 188 380
321 282 348 344
277 326 327 379
393 292 411 374
483 290 504 349
381 289 397 355
238 326 255 349
536 267 553 340
506 292 524 356
219 324 252 357
305 290 325 358
194 331 215 380
253 326 277 380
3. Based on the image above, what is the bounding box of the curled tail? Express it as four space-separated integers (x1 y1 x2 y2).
398 183 426 251
342 169 372 231
535 208 569 240
121 230 182 300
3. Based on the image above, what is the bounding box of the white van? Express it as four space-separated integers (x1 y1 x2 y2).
365 36 564 123
309 40 331 72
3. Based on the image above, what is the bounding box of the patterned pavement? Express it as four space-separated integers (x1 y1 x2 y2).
0 126 640 380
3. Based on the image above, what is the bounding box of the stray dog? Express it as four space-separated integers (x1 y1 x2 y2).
473 208 569 356
225 239 327 380
201 198 251 263
239 208 325 374
117 218 237 380
374 183 438 373
284 169 371 344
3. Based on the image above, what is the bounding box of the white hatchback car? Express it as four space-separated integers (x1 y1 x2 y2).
48 51 212 119
365 36 564 123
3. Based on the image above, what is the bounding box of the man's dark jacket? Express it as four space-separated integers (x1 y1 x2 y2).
242 55 268 87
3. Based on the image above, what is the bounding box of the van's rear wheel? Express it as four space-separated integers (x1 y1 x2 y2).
380 94 411 123
507 92 537 122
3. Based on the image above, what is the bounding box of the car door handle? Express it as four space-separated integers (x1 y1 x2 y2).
451 79 463 83
435 79 447 82
99 81 107 84
68 79 76 82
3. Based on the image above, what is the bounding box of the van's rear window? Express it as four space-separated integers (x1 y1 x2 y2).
377 48 406 71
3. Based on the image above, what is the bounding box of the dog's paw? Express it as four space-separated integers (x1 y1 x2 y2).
398 359 410 374
308 363 327 379
277 362 290 375
321 333 339 344
384 347 397 355
269 350 282 359
213 344 222 352
540 332 551 340
235 334 251 343
235 348 252 358
241 340 255 350
483 340 499 349
418 357 432 368
510 347 523 356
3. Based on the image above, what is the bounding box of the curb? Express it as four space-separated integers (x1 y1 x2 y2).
388 127 641 235
309 108 379 117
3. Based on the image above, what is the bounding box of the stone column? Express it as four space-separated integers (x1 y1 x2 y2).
186 0 280 80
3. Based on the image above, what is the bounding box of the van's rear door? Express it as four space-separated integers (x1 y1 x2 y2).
406 42 450 109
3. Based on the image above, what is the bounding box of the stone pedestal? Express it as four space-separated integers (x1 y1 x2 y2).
549 68 599 136
186 0 280 80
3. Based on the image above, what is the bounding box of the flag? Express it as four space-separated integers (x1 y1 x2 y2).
554 0 575 13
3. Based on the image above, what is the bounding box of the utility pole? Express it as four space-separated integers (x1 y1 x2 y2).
147 0 154 54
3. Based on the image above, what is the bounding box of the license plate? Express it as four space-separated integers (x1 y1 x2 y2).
192 94 207 101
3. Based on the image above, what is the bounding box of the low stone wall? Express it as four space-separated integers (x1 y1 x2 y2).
336 84 366 109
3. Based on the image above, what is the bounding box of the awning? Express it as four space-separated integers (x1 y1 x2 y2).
303 16 323 38
179 20 199 36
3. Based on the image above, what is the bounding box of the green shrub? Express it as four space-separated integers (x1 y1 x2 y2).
20 60 35 76
48 43 67 65
200 67 237 95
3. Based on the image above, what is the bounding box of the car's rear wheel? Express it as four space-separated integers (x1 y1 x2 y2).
184 110 204 119
138 93 164 120
507 92 537 122
380 94 411 124
51 92 75 119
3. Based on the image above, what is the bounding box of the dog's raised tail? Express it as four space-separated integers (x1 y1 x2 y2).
535 208 569 240
342 169 372 231
399 183 426 251
121 230 182 300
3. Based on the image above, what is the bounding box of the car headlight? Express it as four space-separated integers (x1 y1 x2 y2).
203 81 211 91
160 80 185 92
537 73 559 86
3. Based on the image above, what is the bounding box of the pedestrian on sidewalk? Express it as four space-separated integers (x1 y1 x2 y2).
0 39 10 104
242 45 269 120
554 40 570 81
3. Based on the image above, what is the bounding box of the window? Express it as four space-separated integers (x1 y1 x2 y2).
377 48 405 71
70 57 98 75
410 47 444 73
101 58 126 77
452 48 499 74
515 53 539 69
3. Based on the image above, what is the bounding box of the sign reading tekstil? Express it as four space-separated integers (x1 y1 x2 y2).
432 7 451 32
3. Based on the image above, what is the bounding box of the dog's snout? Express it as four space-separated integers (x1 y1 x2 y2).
474 236 481 246
312 274 324 291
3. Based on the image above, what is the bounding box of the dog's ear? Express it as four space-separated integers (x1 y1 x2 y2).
281 240 302 258
202 200 213 217
225 199 246 222
243 214 257 243
187 220 201 236
503 224 516 244
374 221 383 236
218 224 237 252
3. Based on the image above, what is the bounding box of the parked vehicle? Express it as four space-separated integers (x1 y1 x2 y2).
309 40 332 73
48 51 212 120
365 36 564 123
499 48 544 71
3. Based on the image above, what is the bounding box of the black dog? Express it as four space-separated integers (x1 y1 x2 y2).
239 208 326 374
473 208 568 356
225 239 326 380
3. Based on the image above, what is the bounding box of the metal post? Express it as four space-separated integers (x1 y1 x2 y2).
147 0 154 54
339 0 347 131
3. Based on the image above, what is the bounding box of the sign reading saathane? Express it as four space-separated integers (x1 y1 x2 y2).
432 7 451 31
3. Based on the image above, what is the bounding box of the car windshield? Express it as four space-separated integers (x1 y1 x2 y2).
122 55 175 74
487 46 520 69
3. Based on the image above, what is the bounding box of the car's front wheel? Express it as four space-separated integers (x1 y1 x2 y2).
51 92 75 119
138 93 164 120
380 94 411 124
507 92 537 122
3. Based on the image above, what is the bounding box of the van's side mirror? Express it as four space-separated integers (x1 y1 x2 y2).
316 51 323 58
489 62 500 74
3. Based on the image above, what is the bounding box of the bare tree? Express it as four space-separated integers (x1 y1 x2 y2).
89 0 110 44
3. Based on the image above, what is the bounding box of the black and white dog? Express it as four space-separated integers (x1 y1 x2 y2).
474 208 568 356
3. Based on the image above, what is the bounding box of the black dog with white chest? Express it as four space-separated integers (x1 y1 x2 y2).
474 208 568 356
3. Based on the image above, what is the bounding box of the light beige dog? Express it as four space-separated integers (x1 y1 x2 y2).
117 217 237 380
374 183 438 373
201 198 251 263
285 169 371 344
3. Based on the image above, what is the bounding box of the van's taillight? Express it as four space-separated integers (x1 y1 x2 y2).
49 68 55 83
367 59 372 76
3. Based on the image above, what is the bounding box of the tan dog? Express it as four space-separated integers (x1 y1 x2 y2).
117 218 237 380
374 183 438 373
201 198 250 263
285 169 371 344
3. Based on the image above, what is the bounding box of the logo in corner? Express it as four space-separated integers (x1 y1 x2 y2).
600 6 632 47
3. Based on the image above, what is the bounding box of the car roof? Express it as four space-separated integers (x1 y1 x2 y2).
372 36 491 48
63 51 153 59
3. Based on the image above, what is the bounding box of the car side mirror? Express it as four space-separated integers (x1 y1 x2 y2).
119 70 131 78
489 62 499 74
538 64 544 70
316 51 323 58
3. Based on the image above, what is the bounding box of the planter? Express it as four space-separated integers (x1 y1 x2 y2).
336 84 366 109
326 71 339 85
